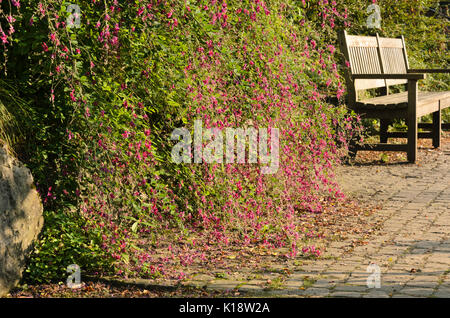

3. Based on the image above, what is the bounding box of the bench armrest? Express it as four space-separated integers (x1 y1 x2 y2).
408 69 450 74
352 73 426 80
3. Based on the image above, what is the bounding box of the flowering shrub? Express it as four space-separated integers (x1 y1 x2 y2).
2 0 360 281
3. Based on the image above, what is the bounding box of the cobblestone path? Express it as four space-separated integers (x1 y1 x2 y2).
262 141 450 298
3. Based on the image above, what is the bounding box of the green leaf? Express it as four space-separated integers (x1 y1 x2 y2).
131 221 139 233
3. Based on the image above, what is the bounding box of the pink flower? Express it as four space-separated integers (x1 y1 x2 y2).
1 33 8 44
327 44 335 54
70 89 76 101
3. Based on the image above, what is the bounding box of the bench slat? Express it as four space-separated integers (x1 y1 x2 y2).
378 37 404 49
408 69 450 73
345 35 378 47
358 91 450 111
356 143 409 152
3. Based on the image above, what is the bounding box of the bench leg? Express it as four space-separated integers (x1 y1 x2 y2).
407 80 418 163
407 116 418 163
347 138 358 160
380 119 390 143
432 109 441 148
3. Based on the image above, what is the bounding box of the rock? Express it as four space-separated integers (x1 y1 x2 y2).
0 146 43 297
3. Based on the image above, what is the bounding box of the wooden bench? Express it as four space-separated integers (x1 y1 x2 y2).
338 30 450 162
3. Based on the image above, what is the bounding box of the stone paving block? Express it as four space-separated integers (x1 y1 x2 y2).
376 284 403 294
381 274 413 285
377 246 408 256
345 278 368 286
402 203 428 209
433 243 450 253
391 293 418 298
424 254 450 266
283 280 302 289
416 234 444 242
302 287 331 297
419 267 448 277
332 284 369 293
297 263 330 273
428 226 448 235
346 270 369 278
320 271 350 282
397 255 429 266
330 291 364 298
398 286 435 297
432 287 450 298
326 265 357 275
287 273 321 282
266 289 304 297
409 248 431 255
186 280 210 289
340 256 367 264
238 284 266 294
404 274 441 288
206 280 241 292
363 289 390 298
383 201 406 208
310 278 336 289
440 274 450 284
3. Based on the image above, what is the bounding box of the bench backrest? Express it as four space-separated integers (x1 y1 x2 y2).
338 30 410 101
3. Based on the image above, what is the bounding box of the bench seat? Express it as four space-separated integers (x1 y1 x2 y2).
357 91 450 117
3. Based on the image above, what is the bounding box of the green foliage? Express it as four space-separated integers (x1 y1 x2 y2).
0 79 33 154
24 210 113 283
